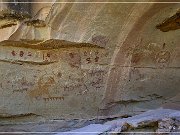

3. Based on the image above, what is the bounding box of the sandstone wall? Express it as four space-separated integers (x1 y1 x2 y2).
0 0 179 121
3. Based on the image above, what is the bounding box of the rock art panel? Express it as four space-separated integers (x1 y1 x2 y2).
99 3 180 116
0 39 108 119
0 1 179 121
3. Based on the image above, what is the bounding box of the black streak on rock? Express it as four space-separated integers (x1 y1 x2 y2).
156 10 180 32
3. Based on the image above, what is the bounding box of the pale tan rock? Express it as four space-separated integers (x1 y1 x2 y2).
31 0 55 17
0 0 179 120
0 0 7 11
0 39 108 119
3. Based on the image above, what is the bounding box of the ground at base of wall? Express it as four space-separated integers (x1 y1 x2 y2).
0 108 179 135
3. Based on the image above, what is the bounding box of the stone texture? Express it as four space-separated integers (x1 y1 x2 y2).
0 0 179 121
55 109 180 135
0 39 108 119
0 109 179 134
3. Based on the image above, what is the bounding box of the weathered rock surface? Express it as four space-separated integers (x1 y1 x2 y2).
55 109 180 135
0 109 179 134
0 39 107 120
0 0 179 121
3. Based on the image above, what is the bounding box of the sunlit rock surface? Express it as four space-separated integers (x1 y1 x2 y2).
0 0 179 122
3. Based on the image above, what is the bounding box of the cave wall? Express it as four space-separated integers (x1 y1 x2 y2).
0 0 179 121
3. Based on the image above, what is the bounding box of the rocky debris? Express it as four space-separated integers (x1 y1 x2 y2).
56 109 180 135
157 118 180 133
0 109 179 134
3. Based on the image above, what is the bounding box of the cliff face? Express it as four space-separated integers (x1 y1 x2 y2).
0 0 179 121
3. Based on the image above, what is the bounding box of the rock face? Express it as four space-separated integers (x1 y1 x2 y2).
0 0 179 121
0 39 107 119
56 108 180 135
0 108 179 133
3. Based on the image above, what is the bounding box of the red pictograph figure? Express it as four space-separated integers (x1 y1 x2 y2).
69 53 74 58
47 53 50 57
11 50 16 56
95 56 99 62
86 57 91 63
95 51 99 55
19 51 24 57
84 51 88 56
27 52 32 56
